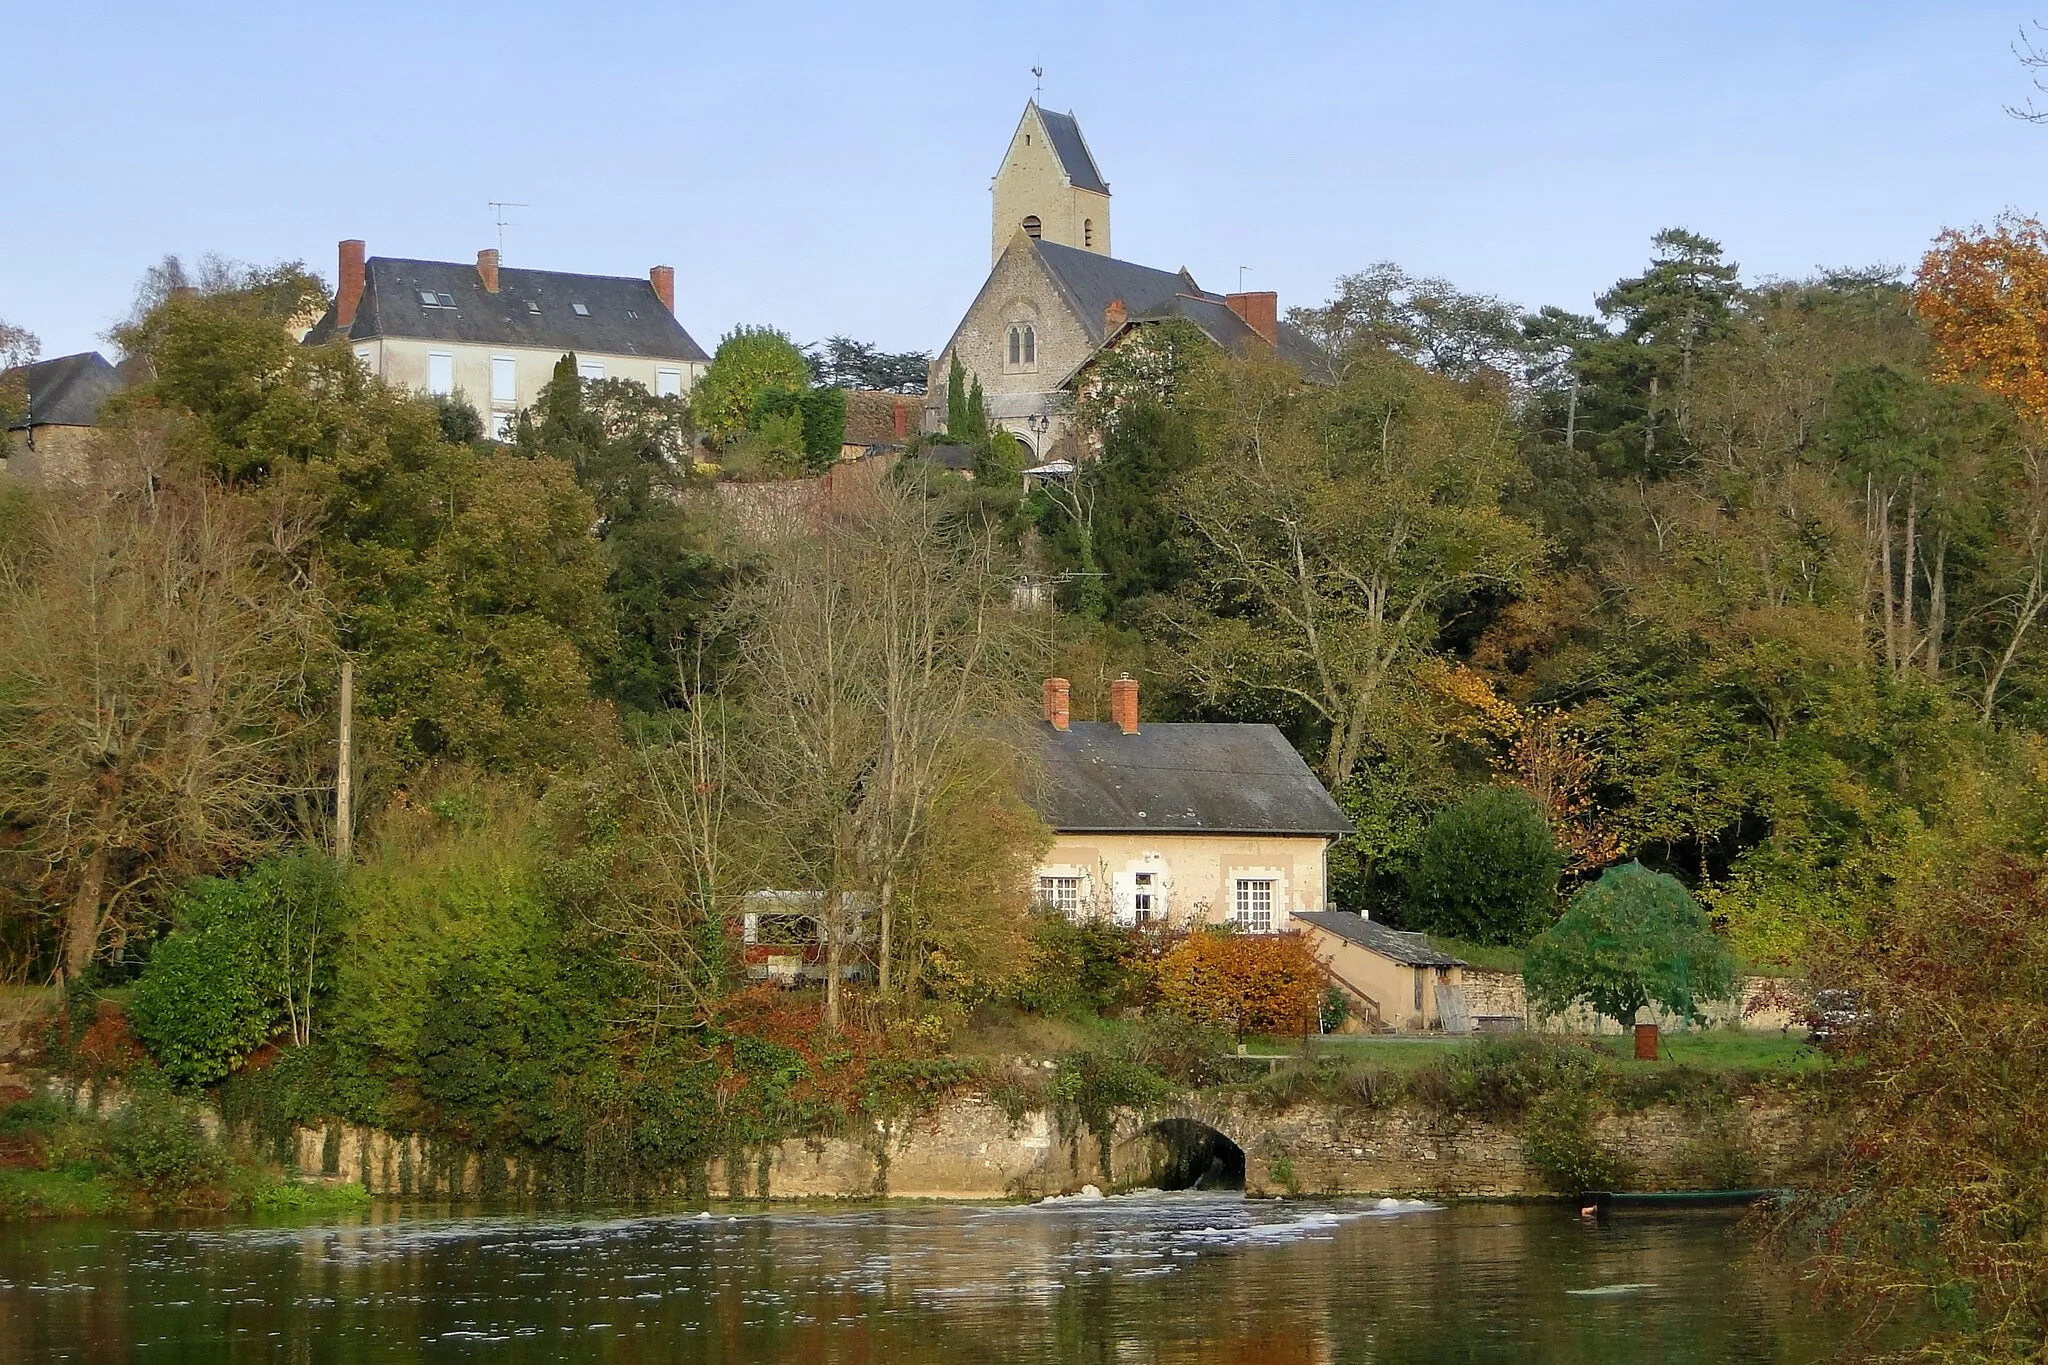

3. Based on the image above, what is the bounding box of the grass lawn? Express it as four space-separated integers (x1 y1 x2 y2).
1238 1027 1824 1075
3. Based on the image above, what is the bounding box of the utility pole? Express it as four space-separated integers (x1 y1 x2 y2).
336 657 354 863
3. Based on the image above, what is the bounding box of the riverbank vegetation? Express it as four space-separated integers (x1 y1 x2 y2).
5 217 2048 1350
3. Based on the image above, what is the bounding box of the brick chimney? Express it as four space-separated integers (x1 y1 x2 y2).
893 398 909 440
1226 291 1278 346
1042 677 1071 732
650 265 676 314
1109 675 1139 735
1104 298 1128 333
336 239 366 329
476 248 500 293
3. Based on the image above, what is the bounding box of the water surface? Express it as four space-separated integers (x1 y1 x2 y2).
0 1194 1857 1362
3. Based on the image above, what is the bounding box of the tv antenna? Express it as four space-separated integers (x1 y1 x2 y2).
1239 265 1252 291
488 201 529 254
1032 65 1043 100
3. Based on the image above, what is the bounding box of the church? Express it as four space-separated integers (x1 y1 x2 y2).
925 101 1327 465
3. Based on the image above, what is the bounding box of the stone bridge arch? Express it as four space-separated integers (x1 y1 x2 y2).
1107 1099 1262 1192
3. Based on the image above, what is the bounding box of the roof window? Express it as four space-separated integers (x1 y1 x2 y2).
571 302 590 317
417 290 456 308
526 301 541 314
626 310 639 320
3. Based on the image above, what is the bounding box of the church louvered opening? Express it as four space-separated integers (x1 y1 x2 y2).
1022 215 1042 238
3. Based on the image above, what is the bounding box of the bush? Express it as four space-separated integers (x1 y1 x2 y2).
1403 786 1563 945
1410 1035 1604 1123
1155 930 1322 1040
129 855 345 1087
1520 1090 1624 1193
105 1085 227 1203
1015 914 1146 1017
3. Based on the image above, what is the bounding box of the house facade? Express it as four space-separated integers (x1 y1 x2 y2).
1294 911 1469 1034
1029 677 1352 930
301 240 710 438
927 102 1327 464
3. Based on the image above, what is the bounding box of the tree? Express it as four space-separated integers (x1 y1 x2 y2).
721 477 1046 1028
804 336 931 393
1084 399 1203 619
1917 214 2048 428
692 326 811 437
1522 862 1734 1032
0 317 37 429
1156 930 1323 1040
1164 349 1545 790
944 353 987 444
0 420 331 979
750 383 845 473
1285 262 1526 382
1403 787 1564 944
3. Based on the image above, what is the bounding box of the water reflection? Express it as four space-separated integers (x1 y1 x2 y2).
0 1194 1852 1362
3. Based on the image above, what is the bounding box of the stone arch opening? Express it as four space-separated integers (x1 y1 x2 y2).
1133 1118 1245 1192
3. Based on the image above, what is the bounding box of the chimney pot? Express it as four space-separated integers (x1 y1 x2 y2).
1042 677 1071 732
1110 675 1139 735
1225 291 1279 347
1104 298 1128 333
336 239 366 330
650 265 676 314
476 248 500 293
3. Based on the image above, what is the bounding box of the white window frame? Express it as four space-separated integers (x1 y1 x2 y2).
1036 875 1082 919
656 367 684 399
489 411 512 442
490 355 517 406
426 351 455 397
577 358 605 383
1233 878 1275 935
353 346 373 373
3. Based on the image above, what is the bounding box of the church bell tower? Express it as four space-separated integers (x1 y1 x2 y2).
991 101 1112 264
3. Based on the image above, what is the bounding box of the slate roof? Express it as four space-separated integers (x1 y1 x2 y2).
1035 105 1108 194
1293 912 1467 968
1030 240 1332 380
1035 721 1353 837
3 352 129 430
302 258 709 363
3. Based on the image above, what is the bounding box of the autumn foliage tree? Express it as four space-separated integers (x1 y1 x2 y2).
1917 214 2048 428
1156 929 1323 1040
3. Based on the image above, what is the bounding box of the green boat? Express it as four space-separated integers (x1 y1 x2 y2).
1587 1189 1789 1211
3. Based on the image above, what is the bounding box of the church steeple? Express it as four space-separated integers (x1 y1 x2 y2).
991 101 1111 265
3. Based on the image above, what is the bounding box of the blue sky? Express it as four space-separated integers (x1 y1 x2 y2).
4 2 2040 361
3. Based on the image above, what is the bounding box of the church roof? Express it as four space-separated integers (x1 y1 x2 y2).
1034 105 1108 194
303 258 709 363
1030 240 1331 379
3 351 129 430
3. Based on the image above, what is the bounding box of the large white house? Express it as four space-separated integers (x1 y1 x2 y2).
302 240 711 437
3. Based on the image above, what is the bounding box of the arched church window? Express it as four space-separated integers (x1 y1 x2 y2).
1084 219 1093 247
1009 327 1022 365
1022 216 1041 239
1022 325 1036 365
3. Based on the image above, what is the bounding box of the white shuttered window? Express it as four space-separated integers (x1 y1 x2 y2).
426 351 454 396
491 356 517 405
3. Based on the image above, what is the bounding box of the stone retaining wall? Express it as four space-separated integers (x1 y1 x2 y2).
1460 972 1805 1035
279 1090 1811 1203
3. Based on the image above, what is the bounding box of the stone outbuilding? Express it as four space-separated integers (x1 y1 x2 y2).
1 351 134 481
1293 911 1470 1034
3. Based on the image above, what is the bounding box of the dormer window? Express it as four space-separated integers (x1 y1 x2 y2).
571 302 590 317
1021 216 1041 239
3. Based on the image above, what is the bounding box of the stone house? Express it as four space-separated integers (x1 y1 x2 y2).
927 101 1327 463
1 351 136 482
1030 677 1352 930
1293 911 1470 1034
301 240 710 439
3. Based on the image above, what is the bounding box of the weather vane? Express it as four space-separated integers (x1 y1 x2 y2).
1032 65 1043 100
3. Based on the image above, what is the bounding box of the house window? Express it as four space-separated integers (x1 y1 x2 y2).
1084 218 1093 247
490 356 516 406
578 359 604 382
426 351 454 397
490 411 511 442
1133 872 1156 924
526 301 541 315
1233 878 1274 934
571 302 590 317
1036 875 1081 918
418 290 455 309
656 368 684 398
353 346 372 372
1022 215 1041 239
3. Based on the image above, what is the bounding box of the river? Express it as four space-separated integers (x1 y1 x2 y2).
0 1194 1860 1362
